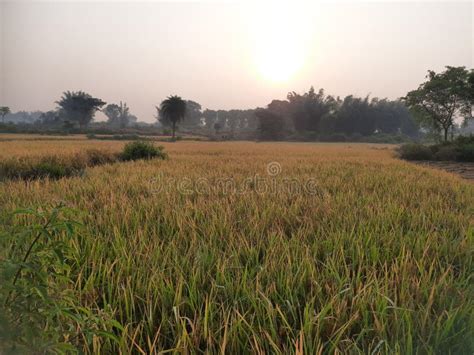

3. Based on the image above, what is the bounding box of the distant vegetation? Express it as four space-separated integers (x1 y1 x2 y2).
158 95 187 140
103 101 138 128
120 141 167 161
0 106 11 122
56 91 106 129
1 66 471 143
256 88 419 141
398 135 474 162
404 66 473 141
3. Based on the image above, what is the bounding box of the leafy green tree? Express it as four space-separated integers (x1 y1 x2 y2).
56 91 105 129
202 109 217 129
255 108 286 140
0 106 11 122
404 66 473 141
183 100 202 127
104 102 132 128
160 100 202 129
159 95 187 140
287 87 336 132
39 110 61 126
214 122 223 135
334 95 376 136
103 104 120 126
373 99 419 137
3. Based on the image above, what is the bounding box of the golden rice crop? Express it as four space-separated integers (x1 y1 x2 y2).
0 137 473 353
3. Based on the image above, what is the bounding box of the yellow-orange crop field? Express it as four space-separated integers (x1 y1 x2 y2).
1 136 473 353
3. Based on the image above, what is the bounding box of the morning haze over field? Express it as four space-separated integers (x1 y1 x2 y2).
1 1 472 121
0 1 473 354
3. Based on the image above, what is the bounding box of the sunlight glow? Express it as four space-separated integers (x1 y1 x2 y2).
251 2 311 83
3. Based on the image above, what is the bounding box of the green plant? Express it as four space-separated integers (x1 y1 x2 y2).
0 205 78 352
398 143 433 160
83 149 119 165
120 141 167 161
0 205 123 353
457 143 474 162
399 135 474 162
434 145 459 161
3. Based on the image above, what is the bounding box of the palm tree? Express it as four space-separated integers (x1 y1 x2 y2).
159 95 187 140
0 106 11 123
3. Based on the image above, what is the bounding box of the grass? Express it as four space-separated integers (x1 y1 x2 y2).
0 140 473 353
0 141 166 181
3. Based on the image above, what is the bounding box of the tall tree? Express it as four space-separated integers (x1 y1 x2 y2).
202 109 217 129
334 96 376 136
104 102 132 128
103 104 121 126
159 95 187 140
404 66 473 141
56 91 105 129
183 100 202 127
39 110 61 126
255 108 286 140
0 106 11 122
287 87 335 132
117 102 130 128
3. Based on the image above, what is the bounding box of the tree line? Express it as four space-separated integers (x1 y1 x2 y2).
255 88 418 141
1 66 472 142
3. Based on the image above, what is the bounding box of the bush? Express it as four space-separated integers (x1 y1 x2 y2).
434 145 459 161
83 149 119 165
120 141 167 161
0 205 122 352
454 135 474 145
398 143 433 160
398 136 474 162
457 143 474 162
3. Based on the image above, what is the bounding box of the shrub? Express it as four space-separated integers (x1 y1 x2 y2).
454 135 474 146
120 141 167 161
0 205 122 352
457 143 474 162
83 149 119 166
398 143 433 160
434 145 459 161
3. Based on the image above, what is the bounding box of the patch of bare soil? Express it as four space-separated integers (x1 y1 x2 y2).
414 161 474 182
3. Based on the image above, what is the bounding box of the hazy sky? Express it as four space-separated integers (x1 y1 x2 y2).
0 1 472 122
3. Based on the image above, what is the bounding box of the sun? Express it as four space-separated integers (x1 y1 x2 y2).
255 41 304 83
250 3 310 83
